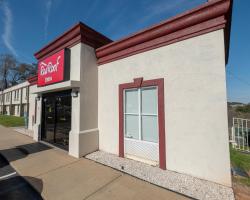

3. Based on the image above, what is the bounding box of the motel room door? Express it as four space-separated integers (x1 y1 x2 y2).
124 86 159 164
42 90 72 150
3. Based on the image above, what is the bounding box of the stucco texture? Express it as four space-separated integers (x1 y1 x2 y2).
98 30 231 187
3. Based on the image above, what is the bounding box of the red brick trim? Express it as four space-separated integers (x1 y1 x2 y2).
119 78 166 170
34 22 112 61
27 75 38 86
96 0 232 65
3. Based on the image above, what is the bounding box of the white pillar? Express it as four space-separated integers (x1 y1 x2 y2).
33 98 42 142
69 90 81 157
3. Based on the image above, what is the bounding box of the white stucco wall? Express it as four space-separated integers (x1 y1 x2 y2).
79 44 98 131
28 85 37 130
70 44 81 81
98 30 231 187
69 43 99 158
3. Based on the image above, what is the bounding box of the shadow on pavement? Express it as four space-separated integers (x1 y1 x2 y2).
0 176 43 200
0 153 44 200
0 142 51 167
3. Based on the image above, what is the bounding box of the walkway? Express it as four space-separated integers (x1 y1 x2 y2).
0 125 189 200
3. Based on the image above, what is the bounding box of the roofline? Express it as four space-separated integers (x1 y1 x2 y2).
224 0 233 64
27 75 38 86
34 22 112 61
96 0 233 65
1 81 30 93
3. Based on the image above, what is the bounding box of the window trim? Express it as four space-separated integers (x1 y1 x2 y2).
119 77 166 170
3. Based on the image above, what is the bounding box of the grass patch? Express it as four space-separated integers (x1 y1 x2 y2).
230 146 250 187
230 146 250 172
0 115 25 127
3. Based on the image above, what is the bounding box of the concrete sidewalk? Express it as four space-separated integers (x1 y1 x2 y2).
0 126 190 200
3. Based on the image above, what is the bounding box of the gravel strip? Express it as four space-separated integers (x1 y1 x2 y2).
86 151 234 200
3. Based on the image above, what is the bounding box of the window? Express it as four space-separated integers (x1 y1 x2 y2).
124 87 158 143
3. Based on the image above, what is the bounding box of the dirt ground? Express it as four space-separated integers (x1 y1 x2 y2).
233 178 250 200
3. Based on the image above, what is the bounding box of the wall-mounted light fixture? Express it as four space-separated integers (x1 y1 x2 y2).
71 88 79 98
36 95 41 101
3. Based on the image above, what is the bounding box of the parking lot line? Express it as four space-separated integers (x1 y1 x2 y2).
0 172 16 180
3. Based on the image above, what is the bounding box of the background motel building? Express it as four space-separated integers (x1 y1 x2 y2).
0 0 233 188
0 81 30 117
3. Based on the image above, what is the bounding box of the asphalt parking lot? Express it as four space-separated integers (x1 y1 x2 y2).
0 154 43 200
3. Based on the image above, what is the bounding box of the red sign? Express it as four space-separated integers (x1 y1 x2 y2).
38 49 65 86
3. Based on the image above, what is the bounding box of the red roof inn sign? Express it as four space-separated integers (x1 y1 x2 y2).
37 49 70 86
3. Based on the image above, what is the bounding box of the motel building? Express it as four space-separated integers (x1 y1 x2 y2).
0 81 30 117
0 0 233 189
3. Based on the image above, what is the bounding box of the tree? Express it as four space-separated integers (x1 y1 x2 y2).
9 63 37 85
0 54 17 90
0 54 37 90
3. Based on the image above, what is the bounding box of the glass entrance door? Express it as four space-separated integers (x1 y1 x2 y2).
55 95 71 149
42 90 71 150
42 97 55 144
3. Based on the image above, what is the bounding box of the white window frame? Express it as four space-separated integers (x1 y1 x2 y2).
17 90 19 100
123 86 158 144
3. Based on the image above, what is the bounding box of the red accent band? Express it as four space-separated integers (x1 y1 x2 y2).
27 75 38 86
96 0 232 65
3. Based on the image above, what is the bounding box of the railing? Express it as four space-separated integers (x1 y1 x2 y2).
231 117 250 152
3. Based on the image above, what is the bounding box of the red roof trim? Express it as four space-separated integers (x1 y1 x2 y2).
27 75 38 86
96 0 232 65
34 22 112 61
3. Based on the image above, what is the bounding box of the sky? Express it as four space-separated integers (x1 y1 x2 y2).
0 0 248 103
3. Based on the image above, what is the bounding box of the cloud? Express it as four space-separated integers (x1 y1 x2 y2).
1 1 18 57
103 5 129 33
44 0 52 40
140 0 203 23
105 0 205 40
